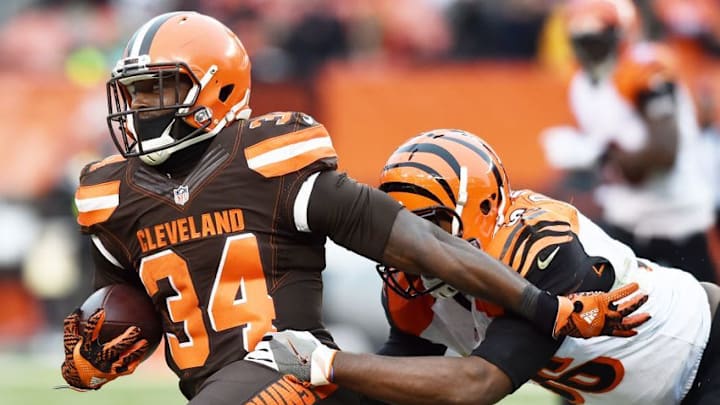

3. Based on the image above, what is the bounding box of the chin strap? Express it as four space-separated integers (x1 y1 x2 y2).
136 88 252 166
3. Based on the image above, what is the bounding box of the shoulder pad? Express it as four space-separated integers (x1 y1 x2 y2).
243 112 337 178
489 191 576 277
80 154 126 177
75 156 126 227
614 42 677 102
247 111 317 130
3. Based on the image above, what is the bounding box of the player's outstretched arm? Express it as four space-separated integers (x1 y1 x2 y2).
246 330 512 405
382 209 650 338
60 309 149 391
305 171 649 338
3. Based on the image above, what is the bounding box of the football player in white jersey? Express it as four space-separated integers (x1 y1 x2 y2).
247 129 720 405
541 0 716 283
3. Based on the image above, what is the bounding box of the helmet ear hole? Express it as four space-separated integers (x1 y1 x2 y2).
480 199 491 215
218 84 234 102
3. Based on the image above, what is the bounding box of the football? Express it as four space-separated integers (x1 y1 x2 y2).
79 284 163 359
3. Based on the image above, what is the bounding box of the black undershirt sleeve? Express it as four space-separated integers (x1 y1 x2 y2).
377 327 447 357
472 316 562 391
307 171 403 263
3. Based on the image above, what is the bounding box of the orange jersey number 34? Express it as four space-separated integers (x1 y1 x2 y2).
139 232 276 370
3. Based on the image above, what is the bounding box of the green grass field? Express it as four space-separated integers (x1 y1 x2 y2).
1 351 558 404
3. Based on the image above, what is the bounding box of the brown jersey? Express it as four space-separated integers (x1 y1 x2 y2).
74 112 400 398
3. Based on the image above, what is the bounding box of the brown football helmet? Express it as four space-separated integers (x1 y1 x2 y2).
107 11 252 165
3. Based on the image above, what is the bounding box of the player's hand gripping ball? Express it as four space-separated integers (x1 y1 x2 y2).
61 284 162 390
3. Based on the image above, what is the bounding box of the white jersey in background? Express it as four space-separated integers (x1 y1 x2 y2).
543 42 714 239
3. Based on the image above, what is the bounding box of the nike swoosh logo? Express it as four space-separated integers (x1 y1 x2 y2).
537 246 560 270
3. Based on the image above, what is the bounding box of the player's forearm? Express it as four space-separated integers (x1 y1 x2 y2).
435 233 562 333
444 246 561 336
384 210 559 335
331 352 507 405
610 116 677 183
384 210 525 306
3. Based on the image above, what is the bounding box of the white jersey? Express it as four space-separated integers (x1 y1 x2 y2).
538 212 711 404
699 127 720 210
383 190 712 404
567 43 714 239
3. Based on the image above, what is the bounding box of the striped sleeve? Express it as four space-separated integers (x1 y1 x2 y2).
507 221 574 278
75 180 121 227
244 125 337 178
511 222 574 277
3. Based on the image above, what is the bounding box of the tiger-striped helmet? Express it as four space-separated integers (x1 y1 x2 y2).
380 129 511 245
376 129 511 299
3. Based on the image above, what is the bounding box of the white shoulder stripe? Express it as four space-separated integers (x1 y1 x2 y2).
91 235 123 269
294 172 321 232
75 194 119 213
247 137 333 170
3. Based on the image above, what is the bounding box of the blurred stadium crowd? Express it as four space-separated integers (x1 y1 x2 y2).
0 0 720 358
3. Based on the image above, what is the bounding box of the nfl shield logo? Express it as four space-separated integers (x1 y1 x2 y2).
173 185 189 206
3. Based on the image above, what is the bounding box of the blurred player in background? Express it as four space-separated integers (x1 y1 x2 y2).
541 0 717 283
249 129 720 405
696 83 720 267
57 11 647 405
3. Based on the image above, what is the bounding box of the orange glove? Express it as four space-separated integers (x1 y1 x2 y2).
553 282 650 339
61 309 149 391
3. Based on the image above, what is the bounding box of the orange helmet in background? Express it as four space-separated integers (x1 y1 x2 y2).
564 0 640 79
107 11 252 165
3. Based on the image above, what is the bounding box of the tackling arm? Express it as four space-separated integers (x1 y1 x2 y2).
607 44 681 184
308 171 649 338
383 210 648 338
605 81 679 184
245 330 512 405
383 210 538 323
332 352 511 405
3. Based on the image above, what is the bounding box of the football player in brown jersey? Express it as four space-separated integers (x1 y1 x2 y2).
250 129 720 405
61 11 650 405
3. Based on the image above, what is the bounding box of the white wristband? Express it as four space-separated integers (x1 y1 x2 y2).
310 344 337 386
